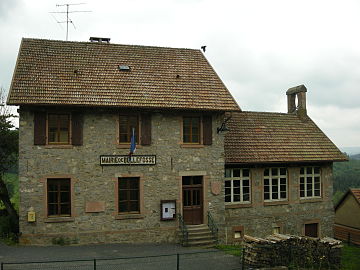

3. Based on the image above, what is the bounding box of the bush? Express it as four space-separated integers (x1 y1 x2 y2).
0 214 18 244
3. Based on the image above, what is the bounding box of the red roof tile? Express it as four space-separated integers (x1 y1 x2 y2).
7 38 240 112
225 111 347 164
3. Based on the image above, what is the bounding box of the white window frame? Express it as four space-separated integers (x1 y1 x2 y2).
225 168 251 204
300 167 321 199
264 168 287 202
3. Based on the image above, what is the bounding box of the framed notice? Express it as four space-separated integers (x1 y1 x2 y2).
160 200 176 221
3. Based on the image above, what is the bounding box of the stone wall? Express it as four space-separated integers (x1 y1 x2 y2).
18 108 226 245
225 165 335 243
243 234 342 269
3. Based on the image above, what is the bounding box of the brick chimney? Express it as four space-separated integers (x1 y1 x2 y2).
286 85 307 119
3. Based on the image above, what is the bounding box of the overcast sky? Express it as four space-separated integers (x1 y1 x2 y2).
1 0 359 149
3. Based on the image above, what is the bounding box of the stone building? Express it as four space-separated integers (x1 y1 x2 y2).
7 38 346 245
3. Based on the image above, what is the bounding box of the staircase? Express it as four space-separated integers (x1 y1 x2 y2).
185 224 217 248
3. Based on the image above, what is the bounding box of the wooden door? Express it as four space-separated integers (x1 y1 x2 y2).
182 176 203 225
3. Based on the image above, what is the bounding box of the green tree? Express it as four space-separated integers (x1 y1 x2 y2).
0 87 19 233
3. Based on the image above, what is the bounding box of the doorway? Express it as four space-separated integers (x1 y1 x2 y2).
182 176 203 225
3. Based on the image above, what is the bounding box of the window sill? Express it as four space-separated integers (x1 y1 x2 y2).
263 200 288 206
117 144 143 149
45 145 74 149
300 197 323 203
180 144 204 148
44 217 75 223
225 203 252 209
115 214 144 220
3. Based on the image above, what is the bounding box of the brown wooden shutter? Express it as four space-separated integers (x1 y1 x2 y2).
202 115 212 145
141 113 151 145
71 112 83 146
34 111 46 145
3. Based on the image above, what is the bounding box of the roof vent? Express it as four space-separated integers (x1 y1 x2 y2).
89 37 110 43
118 65 131 71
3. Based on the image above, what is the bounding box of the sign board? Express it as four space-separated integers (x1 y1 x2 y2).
100 155 156 166
161 200 176 221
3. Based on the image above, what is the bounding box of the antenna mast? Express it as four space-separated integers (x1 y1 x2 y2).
50 3 91 41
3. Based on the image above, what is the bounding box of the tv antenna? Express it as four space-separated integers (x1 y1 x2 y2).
50 3 91 41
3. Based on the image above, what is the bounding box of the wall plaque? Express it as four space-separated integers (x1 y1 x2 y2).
100 155 156 166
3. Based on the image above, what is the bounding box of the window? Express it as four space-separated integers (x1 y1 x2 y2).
118 177 140 214
119 115 139 143
47 179 71 217
300 167 321 198
264 168 287 201
183 117 200 143
304 223 319 238
225 168 250 203
48 114 70 144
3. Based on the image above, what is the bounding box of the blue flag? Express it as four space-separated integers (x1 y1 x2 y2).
129 128 136 155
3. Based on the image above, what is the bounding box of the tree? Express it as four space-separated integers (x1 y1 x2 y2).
0 86 19 233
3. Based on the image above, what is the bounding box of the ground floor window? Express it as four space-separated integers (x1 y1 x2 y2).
264 168 287 201
118 177 140 214
47 178 71 217
304 223 319 238
225 168 250 203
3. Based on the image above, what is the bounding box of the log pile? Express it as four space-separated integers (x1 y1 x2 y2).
243 234 342 269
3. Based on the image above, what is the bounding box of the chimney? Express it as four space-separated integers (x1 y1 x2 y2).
286 85 307 119
89 37 110 43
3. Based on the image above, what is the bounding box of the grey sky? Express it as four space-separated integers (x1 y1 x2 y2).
1 0 359 147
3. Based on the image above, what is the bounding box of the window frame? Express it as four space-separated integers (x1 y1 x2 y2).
118 114 139 144
224 168 251 204
118 177 140 214
300 167 321 199
47 178 71 217
47 113 71 145
263 167 288 202
182 116 201 144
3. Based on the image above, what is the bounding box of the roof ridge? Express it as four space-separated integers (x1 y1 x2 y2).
21 37 201 52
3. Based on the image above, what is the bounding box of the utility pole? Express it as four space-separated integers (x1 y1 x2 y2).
50 3 91 41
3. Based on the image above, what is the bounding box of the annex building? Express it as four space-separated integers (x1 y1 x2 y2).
7 38 347 245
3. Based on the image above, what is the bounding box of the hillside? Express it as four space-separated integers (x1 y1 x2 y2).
333 157 360 204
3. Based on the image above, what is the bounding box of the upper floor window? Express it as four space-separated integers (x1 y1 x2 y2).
183 116 200 143
300 167 321 198
182 115 212 145
264 168 287 201
225 168 250 203
34 111 83 146
119 114 139 144
47 178 71 217
48 114 70 144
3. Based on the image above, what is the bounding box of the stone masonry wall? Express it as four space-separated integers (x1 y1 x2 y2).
225 165 335 243
18 108 226 245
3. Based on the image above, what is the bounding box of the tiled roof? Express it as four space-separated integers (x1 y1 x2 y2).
351 189 360 205
7 38 240 111
225 111 347 164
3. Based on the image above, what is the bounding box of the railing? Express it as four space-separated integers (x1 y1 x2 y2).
207 211 219 243
178 213 189 246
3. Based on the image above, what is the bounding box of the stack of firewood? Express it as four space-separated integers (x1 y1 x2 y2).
243 234 342 269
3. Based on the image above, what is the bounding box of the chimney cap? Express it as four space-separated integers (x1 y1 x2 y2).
89 37 110 43
286 85 307 95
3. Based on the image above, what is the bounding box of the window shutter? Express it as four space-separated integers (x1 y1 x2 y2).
141 113 151 145
202 115 212 145
34 111 46 145
72 112 83 146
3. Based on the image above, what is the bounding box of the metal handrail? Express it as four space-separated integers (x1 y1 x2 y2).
207 211 219 243
178 213 188 246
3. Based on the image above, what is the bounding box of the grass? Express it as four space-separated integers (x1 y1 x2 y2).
341 244 360 270
216 245 242 257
